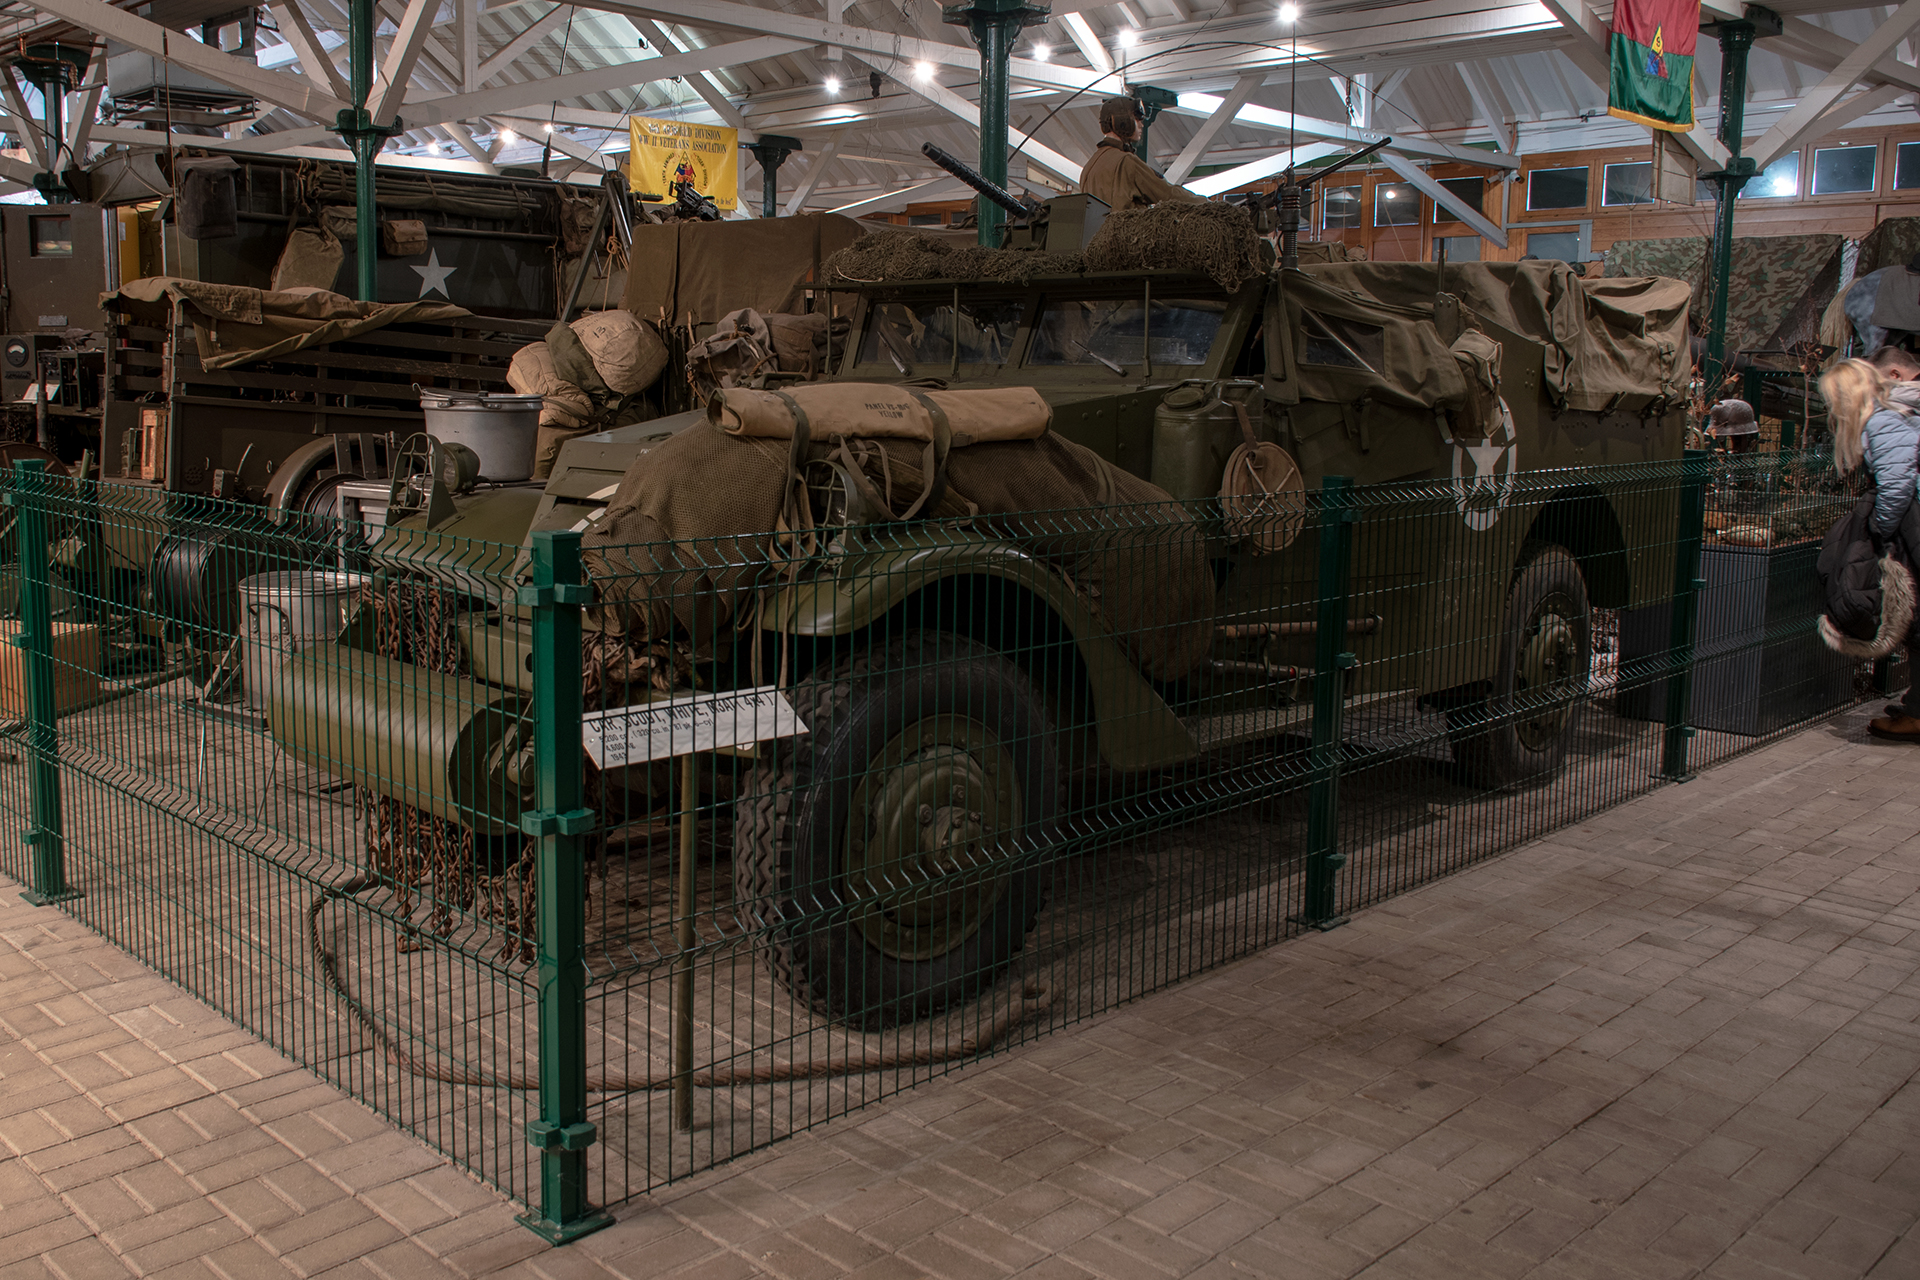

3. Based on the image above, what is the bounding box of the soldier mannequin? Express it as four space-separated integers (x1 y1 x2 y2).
1079 96 1203 211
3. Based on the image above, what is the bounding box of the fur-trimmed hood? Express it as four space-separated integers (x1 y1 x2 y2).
1821 551 1916 659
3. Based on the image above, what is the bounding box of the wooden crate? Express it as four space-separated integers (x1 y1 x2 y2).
0 622 101 718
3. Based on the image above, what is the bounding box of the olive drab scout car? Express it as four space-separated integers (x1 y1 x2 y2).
270 219 1691 1029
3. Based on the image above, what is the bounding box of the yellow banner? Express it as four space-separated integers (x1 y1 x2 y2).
628 117 739 211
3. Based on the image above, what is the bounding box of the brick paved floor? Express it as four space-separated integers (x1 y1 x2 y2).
4 706 1920 1278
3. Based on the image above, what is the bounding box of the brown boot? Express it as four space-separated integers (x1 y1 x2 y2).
1869 713 1920 740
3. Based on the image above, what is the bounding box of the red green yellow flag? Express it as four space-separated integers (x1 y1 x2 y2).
1608 0 1698 131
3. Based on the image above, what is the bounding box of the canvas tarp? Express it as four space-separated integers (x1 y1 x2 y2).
1603 233 1843 355
624 213 864 329
1288 261 1691 413
583 418 1215 682
101 277 471 369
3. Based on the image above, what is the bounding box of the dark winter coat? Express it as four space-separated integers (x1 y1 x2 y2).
1818 494 1920 658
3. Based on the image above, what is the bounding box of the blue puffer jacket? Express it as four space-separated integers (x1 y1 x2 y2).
1863 393 1920 535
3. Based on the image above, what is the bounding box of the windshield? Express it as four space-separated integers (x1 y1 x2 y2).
856 299 1024 371
1027 297 1227 370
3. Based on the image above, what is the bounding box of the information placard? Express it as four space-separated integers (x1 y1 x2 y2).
582 685 807 768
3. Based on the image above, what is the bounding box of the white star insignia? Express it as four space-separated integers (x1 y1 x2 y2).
410 248 456 299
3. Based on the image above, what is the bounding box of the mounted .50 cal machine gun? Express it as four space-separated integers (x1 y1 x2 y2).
1236 138 1390 269
919 141 1112 253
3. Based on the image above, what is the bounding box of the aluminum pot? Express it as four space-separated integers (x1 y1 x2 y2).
417 389 542 482
239 570 367 711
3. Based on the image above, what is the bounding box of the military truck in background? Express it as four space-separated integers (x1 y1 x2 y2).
271 208 1692 1029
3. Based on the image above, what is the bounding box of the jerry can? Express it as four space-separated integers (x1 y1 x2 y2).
1151 379 1265 502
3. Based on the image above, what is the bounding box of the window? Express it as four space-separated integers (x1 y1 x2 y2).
1526 231 1582 264
1299 312 1385 371
1433 236 1480 262
907 213 945 226
1432 176 1485 224
29 216 71 257
1602 161 1654 206
858 299 1022 370
1896 141 1920 190
1373 182 1419 226
1741 152 1799 198
1027 297 1226 369
1812 145 1876 195
1322 185 1362 230
1527 166 1590 210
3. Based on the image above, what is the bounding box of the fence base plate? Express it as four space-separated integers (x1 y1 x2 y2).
1655 771 1697 784
21 888 82 907
516 1207 614 1244
1289 913 1349 932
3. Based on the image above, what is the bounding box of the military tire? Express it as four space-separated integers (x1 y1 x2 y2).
733 632 1056 1030
1447 544 1592 789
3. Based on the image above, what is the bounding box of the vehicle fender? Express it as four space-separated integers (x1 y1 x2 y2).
766 536 1198 771
261 436 344 523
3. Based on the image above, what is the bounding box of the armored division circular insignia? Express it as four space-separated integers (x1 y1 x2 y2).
1451 397 1517 532
1219 440 1306 553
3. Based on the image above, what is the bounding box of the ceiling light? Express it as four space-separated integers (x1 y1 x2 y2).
913 61 933 81
1117 27 1137 47
1278 2 1299 20
500 129 517 145
825 75 841 94
427 140 441 155
1031 42 1050 61
542 122 553 133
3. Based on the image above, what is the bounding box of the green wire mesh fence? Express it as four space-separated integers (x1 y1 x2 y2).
0 445 1873 1241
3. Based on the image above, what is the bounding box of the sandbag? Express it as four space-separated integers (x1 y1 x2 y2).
507 342 594 431
572 310 667 395
271 226 343 292
380 218 430 257
708 384 1051 444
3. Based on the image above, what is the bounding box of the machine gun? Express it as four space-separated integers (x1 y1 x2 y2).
920 142 1043 224
1256 138 1389 270
918 141 1111 252
671 181 721 222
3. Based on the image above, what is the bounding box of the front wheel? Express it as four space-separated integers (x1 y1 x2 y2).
1448 544 1592 788
733 632 1057 1030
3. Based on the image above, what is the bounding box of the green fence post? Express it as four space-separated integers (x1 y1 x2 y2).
1297 475 1355 930
1660 449 1710 782
11 459 76 906
516 530 610 1244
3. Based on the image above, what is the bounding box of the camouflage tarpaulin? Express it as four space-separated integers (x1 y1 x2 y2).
1855 217 1920 277
1604 233 1843 354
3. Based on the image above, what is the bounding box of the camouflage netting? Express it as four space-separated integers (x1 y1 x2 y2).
822 229 1086 284
1082 201 1263 292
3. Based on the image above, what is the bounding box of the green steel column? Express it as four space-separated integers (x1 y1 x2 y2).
944 0 1049 246
1129 85 1178 162
336 0 401 302
516 531 610 1244
12 459 75 906
746 135 802 219
1660 449 1710 782
1298 475 1354 930
1701 11 1779 396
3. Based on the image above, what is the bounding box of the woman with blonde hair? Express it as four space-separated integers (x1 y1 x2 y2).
1818 354 1920 737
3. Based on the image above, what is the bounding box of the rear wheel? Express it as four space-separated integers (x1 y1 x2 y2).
734 632 1056 1029
1448 544 1592 788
